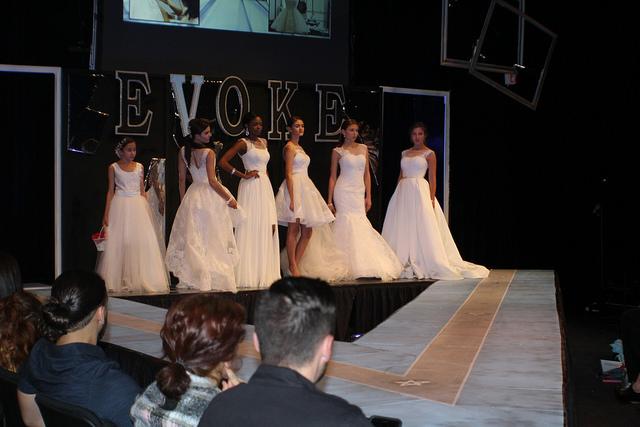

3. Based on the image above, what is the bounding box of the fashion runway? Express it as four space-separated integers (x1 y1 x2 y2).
33 270 564 426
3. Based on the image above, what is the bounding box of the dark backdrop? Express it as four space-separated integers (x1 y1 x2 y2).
2 1 639 309
0 73 55 283
350 1 640 309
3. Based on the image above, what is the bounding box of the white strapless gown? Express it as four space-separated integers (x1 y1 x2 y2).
234 138 280 289
382 150 489 280
332 148 403 280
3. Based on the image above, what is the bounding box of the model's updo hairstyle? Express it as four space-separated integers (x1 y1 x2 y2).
338 118 360 146
185 118 212 166
155 295 246 410
41 271 107 342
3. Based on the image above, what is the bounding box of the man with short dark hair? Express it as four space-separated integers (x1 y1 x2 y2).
198 277 372 426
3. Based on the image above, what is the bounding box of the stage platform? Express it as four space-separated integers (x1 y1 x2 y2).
34 269 565 426
115 277 435 342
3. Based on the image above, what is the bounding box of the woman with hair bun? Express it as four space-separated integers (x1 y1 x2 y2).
166 118 244 292
131 295 246 426
17 270 140 427
97 136 169 294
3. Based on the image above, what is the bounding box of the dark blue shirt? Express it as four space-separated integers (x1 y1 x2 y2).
18 339 141 427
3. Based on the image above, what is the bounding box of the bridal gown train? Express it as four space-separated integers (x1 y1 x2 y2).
332 147 403 280
234 138 280 289
275 146 348 281
166 148 242 292
382 149 489 280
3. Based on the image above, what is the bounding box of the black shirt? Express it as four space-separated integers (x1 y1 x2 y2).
18 339 140 427
198 364 372 427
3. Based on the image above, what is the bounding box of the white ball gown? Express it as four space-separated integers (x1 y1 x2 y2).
97 162 169 293
275 146 348 281
332 147 403 280
270 0 309 33
382 149 489 280
166 148 242 292
234 138 281 289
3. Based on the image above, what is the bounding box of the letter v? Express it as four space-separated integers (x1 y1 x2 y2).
170 74 205 137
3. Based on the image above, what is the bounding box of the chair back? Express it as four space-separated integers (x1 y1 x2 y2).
34 394 116 427
0 367 24 427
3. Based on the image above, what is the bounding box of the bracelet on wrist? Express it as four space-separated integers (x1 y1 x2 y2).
231 168 236 176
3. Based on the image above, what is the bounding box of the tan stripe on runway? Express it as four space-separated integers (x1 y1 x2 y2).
323 269 515 404
107 269 515 405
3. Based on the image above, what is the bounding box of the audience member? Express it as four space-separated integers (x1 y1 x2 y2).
616 308 640 403
0 291 43 373
17 270 140 427
198 276 372 427
0 252 22 298
131 295 246 426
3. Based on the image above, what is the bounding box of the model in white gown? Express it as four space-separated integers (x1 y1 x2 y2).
274 117 348 280
328 141 403 280
270 0 309 34
382 140 489 280
227 137 280 289
166 147 243 292
98 143 169 293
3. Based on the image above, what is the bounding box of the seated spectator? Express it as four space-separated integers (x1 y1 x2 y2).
0 252 22 298
131 295 246 426
616 308 640 403
0 291 43 373
17 270 140 427
198 277 372 427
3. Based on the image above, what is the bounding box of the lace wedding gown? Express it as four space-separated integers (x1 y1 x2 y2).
166 148 242 291
332 147 403 280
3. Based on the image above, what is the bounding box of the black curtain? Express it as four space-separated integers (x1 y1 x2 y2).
0 72 55 284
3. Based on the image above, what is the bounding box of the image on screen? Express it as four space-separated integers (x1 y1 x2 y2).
123 0 331 38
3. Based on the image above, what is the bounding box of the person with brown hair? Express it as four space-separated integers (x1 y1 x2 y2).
131 295 246 426
382 122 489 280
165 118 243 291
0 291 43 373
198 277 372 427
0 252 22 298
327 118 402 280
274 116 347 281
